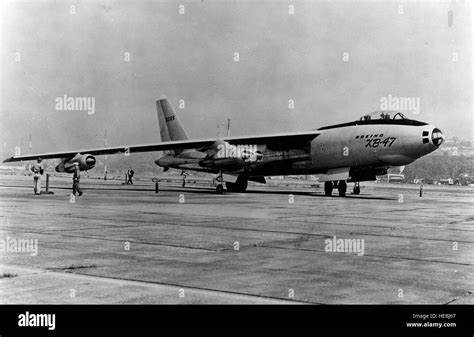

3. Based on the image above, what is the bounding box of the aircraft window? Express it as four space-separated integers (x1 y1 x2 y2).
355 136 359 139
379 134 384 137
380 112 391 120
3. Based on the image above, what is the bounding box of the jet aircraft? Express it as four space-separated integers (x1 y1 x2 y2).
3 96 444 196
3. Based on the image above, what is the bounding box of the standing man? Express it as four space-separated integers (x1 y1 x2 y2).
72 162 82 196
127 167 135 185
31 158 44 195
181 171 188 188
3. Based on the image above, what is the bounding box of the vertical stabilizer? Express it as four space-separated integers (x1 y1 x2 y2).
156 96 189 142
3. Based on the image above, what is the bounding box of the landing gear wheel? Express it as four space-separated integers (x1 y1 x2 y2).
338 180 347 197
226 174 248 192
215 170 224 194
353 183 360 195
324 181 333 196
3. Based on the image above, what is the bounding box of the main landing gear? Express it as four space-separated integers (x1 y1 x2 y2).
215 172 249 194
225 174 248 192
324 180 347 197
215 171 224 194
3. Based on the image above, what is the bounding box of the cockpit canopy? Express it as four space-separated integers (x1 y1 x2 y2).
359 111 408 121
317 110 428 131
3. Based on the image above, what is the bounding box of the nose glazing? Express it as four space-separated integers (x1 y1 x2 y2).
432 128 444 147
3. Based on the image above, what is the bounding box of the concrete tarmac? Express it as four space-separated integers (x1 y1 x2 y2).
0 174 473 304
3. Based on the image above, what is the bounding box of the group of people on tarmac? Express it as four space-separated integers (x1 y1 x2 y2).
31 158 134 197
31 159 83 196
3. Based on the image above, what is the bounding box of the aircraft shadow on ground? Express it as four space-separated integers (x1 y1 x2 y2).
0 184 396 201
86 185 395 200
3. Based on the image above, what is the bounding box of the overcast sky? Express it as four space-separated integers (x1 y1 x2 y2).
1 0 472 155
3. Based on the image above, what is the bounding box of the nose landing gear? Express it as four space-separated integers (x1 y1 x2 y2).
215 171 224 194
352 182 360 195
337 180 347 197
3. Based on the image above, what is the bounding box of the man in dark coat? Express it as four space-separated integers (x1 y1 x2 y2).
127 168 135 185
72 162 82 196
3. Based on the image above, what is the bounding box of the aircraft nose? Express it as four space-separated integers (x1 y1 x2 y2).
431 127 444 147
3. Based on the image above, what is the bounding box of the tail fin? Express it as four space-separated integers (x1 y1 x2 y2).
156 96 189 142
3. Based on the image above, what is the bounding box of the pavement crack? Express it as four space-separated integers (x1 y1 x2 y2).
443 290 474 304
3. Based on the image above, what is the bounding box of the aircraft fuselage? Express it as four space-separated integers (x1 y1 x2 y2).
156 119 443 182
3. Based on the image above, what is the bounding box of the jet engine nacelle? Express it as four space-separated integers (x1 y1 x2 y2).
199 140 263 171
55 153 96 173
199 157 246 172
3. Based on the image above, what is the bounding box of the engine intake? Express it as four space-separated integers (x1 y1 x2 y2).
55 154 96 173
